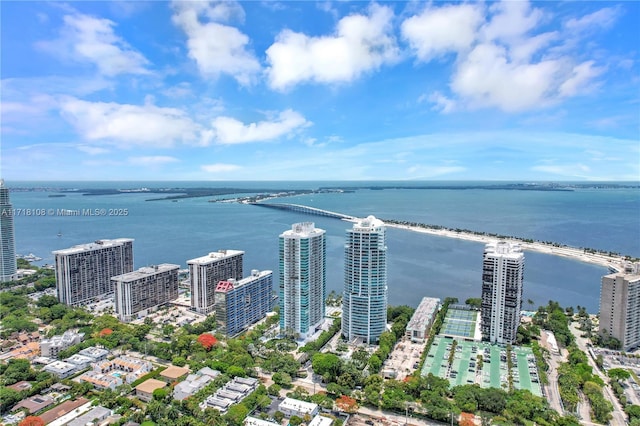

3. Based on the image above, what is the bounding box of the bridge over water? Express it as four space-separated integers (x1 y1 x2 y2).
250 202 356 221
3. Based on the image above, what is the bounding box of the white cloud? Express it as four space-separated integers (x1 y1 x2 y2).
77 145 110 155
210 109 310 144
565 6 620 32
172 1 260 85
531 163 591 178
59 97 199 147
401 3 484 61
128 156 179 166
451 43 562 112
201 163 242 173
428 91 456 113
266 4 399 90
37 12 149 76
402 1 608 113
481 1 544 43
559 61 605 97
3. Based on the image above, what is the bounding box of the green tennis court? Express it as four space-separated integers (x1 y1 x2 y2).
440 307 478 340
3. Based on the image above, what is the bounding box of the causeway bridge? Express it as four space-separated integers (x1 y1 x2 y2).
251 202 356 221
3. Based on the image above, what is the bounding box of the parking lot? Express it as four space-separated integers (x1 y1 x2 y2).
382 337 426 381
421 336 542 396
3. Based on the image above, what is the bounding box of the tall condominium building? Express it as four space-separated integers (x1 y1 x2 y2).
188 250 244 314
215 269 273 337
112 264 180 322
480 241 524 344
0 179 16 282
279 222 326 339
54 239 134 306
599 264 640 352
342 215 387 345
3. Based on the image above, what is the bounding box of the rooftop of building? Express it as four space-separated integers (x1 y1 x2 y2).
39 398 90 425
187 249 244 265
66 406 111 426
12 395 55 414
280 222 326 238
215 270 272 292
351 215 384 231
111 264 180 282
135 379 167 394
52 239 133 255
407 297 441 330
6 381 32 392
484 241 524 257
244 416 280 426
279 397 319 413
160 365 190 380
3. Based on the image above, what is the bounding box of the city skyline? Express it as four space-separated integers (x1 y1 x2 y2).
1 1 638 182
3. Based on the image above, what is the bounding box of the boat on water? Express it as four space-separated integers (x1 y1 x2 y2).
17 253 43 261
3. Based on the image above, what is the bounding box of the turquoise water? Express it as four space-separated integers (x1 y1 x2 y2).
7 181 640 313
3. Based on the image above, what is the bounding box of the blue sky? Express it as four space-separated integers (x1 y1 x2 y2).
1 1 638 181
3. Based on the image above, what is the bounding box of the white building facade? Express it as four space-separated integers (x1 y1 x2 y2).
112 264 180 322
342 216 387 345
188 250 244 314
480 242 524 344
599 264 640 352
279 222 326 339
53 239 134 306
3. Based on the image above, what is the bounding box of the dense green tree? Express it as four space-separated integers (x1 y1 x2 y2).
465 298 482 309
608 368 631 382
272 372 293 388
224 403 249 426
36 295 59 308
1 358 36 385
312 352 341 382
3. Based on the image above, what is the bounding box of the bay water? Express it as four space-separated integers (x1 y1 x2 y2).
7 181 640 313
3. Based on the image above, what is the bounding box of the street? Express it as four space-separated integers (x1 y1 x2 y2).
569 321 627 426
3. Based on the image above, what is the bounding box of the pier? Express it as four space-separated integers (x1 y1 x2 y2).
250 202 357 221
250 202 629 272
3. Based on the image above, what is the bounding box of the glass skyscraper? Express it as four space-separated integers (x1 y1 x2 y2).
279 222 326 339
342 215 387 344
0 179 16 282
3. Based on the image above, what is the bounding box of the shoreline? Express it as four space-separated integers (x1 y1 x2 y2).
385 223 627 272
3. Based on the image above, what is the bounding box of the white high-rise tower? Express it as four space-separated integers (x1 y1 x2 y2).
342 215 387 344
480 241 524 344
279 222 326 339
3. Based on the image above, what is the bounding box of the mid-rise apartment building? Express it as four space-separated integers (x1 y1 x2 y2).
215 270 273 337
599 263 640 352
53 239 134 306
279 222 326 339
112 264 180 322
342 215 387 344
188 250 244 314
480 241 524 344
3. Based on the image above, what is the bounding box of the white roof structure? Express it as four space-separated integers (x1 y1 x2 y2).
187 250 244 265
52 239 134 255
309 415 334 426
112 263 179 281
244 417 280 426
279 397 319 415
407 297 440 331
